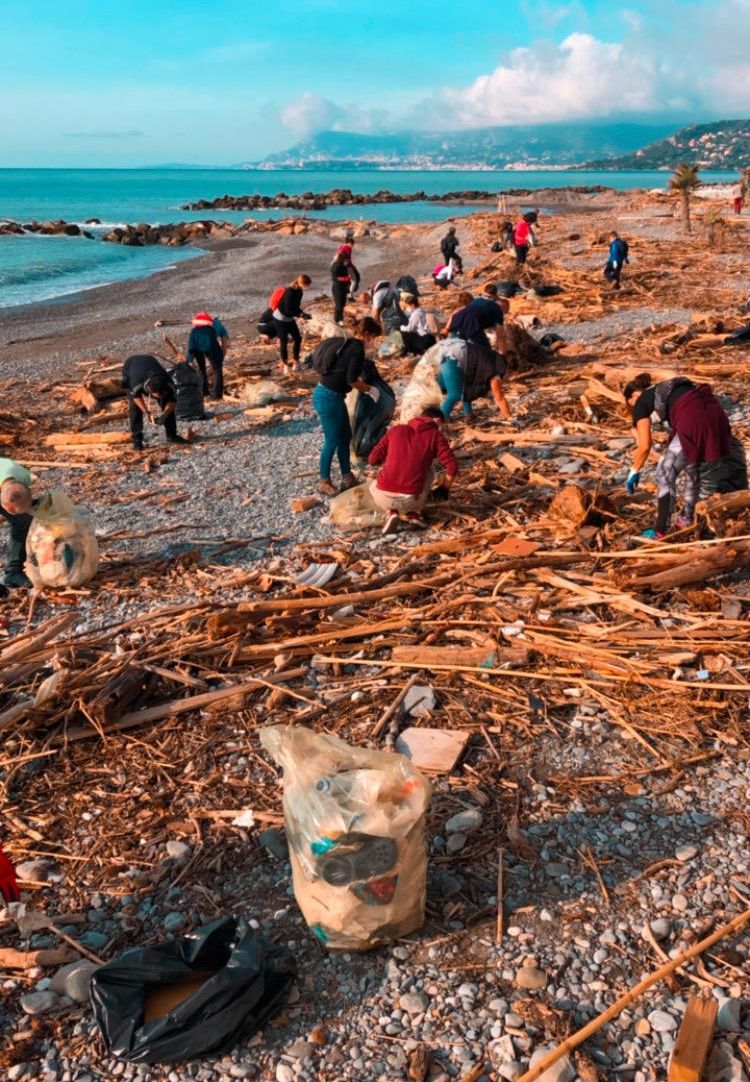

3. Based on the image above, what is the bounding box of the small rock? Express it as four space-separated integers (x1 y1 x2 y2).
163 912 186 933
634 1018 651 1036
528 1046 575 1082
166 840 190 860
648 1009 677 1032
399 991 429 1015
444 809 483 835
80 930 107 951
15 860 53 882
515 966 548 991
716 997 742 1032
498 1063 524 1082
672 894 689 912
446 833 467 854
259 829 289 861
675 844 698 862
648 918 671 941
8 1066 30 1081
20 990 58 1016
286 1039 315 1061
275 1065 294 1082
403 685 436 717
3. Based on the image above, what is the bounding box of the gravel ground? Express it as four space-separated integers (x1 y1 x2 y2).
542 307 694 346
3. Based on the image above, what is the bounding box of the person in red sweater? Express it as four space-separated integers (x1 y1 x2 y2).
368 407 458 534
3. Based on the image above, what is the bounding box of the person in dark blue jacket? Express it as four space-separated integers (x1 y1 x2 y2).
186 312 227 399
604 232 629 290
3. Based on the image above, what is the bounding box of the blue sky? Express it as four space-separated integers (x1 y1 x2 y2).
1 0 748 165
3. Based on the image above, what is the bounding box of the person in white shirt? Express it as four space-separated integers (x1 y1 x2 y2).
401 295 437 355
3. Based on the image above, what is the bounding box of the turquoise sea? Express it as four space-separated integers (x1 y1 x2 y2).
0 167 736 310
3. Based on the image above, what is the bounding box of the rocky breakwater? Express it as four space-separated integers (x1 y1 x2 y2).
0 218 93 237
182 187 501 212
102 218 236 246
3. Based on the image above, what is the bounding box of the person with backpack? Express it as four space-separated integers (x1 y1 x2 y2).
330 243 360 324
369 406 458 533
310 316 382 496
186 312 227 399
401 295 438 355
513 213 536 265
604 231 629 290
121 354 188 451
272 274 312 371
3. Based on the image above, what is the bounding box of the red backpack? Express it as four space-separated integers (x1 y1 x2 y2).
268 285 285 310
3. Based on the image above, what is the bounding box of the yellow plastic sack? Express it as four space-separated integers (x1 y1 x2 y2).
327 482 385 531
260 725 431 951
25 491 99 589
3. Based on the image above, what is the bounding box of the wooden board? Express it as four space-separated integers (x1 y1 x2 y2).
391 643 496 668
395 727 470 773
491 538 541 557
668 995 718 1082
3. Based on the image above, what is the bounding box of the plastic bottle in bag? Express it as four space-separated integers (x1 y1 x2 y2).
25 491 99 589
260 726 431 950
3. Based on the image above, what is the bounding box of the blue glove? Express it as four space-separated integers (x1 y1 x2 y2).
626 470 640 495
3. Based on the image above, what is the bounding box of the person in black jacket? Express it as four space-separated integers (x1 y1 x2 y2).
272 275 312 370
330 243 360 324
121 354 188 451
440 227 461 269
186 312 226 399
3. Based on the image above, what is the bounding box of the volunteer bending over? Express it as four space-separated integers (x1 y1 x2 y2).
624 373 733 538
0 457 33 593
311 317 382 497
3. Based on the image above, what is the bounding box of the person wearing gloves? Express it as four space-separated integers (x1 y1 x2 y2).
186 312 228 399
0 457 34 593
310 317 382 497
121 354 188 451
624 372 732 538
369 406 458 533
273 274 312 371
604 232 629 290
330 243 360 323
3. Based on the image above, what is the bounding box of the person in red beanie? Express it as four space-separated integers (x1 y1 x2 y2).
330 243 360 324
0 845 19 903
368 406 458 533
186 312 228 399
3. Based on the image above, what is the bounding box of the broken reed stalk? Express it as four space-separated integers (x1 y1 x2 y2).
515 907 750 1082
495 848 504 943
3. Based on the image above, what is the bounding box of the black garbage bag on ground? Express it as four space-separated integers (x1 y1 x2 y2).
172 361 206 421
395 274 419 297
496 281 523 298
724 323 750 345
532 284 564 297
352 376 396 459
91 916 296 1065
699 437 748 500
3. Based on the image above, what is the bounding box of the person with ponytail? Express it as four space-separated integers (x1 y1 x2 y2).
623 372 733 538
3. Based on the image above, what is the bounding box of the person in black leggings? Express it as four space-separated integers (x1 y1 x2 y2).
272 275 312 370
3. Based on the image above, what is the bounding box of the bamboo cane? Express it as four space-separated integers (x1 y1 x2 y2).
515 907 750 1082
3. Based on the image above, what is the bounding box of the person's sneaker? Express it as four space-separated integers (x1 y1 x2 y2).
382 511 400 536
406 512 428 529
4 569 31 589
641 528 665 540
167 435 189 445
319 479 337 497
675 514 693 528
340 473 360 491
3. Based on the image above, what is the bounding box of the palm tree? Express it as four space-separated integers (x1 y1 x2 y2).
669 163 701 234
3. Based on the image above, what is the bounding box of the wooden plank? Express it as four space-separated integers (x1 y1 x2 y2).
44 431 131 447
395 727 470 773
668 995 718 1082
391 643 496 668
499 451 526 473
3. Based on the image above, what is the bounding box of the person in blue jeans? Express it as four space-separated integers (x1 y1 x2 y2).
435 337 511 421
311 317 382 496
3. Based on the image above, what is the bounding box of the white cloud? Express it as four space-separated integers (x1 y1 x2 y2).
278 92 385 137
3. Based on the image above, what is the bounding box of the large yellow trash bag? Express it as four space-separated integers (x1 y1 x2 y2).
25 491 99 589
260 725 431 951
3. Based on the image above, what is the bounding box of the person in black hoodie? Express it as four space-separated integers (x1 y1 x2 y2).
272 274 312 370
440 226 461 269
330 243 360 324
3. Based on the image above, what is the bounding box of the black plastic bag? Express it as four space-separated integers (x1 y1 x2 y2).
352 376 395 459
91 916 296 1064
172 361 206 421
724 323 750 345
699 437 748 500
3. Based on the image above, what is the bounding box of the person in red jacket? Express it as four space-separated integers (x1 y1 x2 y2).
368 407 458 534
0 845 19 903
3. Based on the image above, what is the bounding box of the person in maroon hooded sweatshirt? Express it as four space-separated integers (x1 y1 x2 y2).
368 406 458 534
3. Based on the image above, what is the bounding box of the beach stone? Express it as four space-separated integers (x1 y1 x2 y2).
403 685 436 717
399 991 429 1015
672 894 689 912
675 844 698 862
716 997 742 1031
163 912 186 933
259 829 289 861
15 859 54 882
648 918 671 941
634 1018 651 1036
80 930 107 950
515 966 548 990
286 1038 316 1061
20 990 58 1015
498 1064 524 1081
648 1009 677 1032
706 1041 746 1082
528 1046 575 1082
50 960 98 1004
166 840 190 860
275 1066 293 1082
446 833 467 854
489 1036 516 1067
445 809 483 835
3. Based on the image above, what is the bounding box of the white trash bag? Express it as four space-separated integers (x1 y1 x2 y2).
260 725 431 951
25 491 99 589
239 380 286 408
327 483 385 531
398 341 446 422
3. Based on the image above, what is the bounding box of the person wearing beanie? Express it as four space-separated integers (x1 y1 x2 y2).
0 458 34 593
186 312 227 399
330 243 360 324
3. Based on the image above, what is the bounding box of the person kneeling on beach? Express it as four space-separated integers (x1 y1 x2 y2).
311 317 381 497
121 354 188 451
368 407 458 534
0 458 34 593
273 275 312 372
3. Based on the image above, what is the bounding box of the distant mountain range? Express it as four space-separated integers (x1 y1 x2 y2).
243 122 677 171
582 120 750 170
